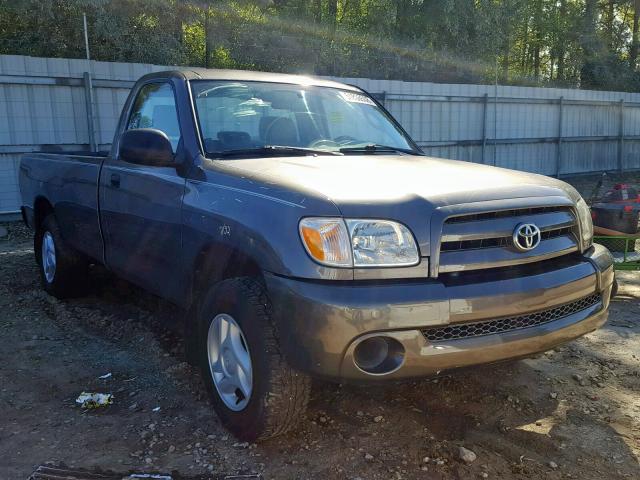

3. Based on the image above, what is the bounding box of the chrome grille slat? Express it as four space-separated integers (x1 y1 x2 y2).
441 226 574 252
445 206 564 223
441 210 577 242
438 234 578 273
437 206 579 274
422 293 601 342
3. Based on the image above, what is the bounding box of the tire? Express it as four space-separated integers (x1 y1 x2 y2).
35 214 89 299
197 277 310 441
611 277 619 299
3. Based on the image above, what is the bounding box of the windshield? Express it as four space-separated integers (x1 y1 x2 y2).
190 80 418 157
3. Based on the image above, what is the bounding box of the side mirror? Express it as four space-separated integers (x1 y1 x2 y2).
118 128 175 166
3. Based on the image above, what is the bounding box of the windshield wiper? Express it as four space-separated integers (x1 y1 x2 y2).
213 145 342 158
339 144 423 155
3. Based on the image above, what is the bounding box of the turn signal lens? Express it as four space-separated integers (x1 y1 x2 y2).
576 198 593 251
299 218 352 267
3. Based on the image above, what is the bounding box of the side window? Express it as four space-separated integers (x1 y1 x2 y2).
127 83 181 152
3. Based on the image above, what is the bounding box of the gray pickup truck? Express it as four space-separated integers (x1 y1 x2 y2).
20 69 615 441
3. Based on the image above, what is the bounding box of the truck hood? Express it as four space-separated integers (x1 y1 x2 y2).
215 154 580 256
222 154 579 214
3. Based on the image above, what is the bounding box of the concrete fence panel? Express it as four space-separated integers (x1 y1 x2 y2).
2 54 640 215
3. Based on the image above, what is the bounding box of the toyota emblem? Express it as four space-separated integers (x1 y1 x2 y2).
513 223 541 252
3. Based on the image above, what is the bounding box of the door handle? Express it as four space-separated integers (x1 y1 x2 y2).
110 173 121 188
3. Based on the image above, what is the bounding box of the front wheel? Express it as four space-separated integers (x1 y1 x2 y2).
197 277 310 441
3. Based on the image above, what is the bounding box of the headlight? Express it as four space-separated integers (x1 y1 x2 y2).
299 217 420 267
576 198 593 250
346 219 419 266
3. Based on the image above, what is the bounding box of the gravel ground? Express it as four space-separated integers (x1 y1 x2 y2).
1 221 639 480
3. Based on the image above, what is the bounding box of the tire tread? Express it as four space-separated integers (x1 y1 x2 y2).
236 277 311 440
199 277 310 441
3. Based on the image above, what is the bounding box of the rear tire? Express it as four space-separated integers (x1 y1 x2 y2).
197 277 310 441
35 214 89 299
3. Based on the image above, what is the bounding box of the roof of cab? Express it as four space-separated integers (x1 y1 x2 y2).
137 68 361 91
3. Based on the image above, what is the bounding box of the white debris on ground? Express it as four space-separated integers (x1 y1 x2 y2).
75 392 114 409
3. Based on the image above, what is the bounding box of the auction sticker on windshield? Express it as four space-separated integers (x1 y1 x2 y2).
339 91 376 105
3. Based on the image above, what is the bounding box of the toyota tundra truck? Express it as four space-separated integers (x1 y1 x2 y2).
19 69 615 441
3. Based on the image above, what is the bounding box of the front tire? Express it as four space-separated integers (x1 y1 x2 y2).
197 277 310 441
35 214 88 299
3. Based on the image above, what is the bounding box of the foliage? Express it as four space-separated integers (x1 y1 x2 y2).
2 0 640 91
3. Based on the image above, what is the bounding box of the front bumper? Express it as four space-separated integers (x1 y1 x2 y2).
265 244 614 381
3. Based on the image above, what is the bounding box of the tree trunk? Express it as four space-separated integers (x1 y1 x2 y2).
557 0 566 81
204 7 210 68
583 0 598 56
533 0 542 81
607 0 615 48
521 20 529 72
631 0 640 68
581 0 599 87
396 0 411 36
312 0 322 24
328 0 338 34
501 29 510 82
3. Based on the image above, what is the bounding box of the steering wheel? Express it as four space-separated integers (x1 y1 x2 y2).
308 139 340 149
333 135 359 145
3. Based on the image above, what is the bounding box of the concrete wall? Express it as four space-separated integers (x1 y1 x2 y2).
2 54 640 215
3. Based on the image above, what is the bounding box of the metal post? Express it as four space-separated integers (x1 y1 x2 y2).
481 93 489 164
618 99 625 173
83 72 97 152
493 81 498 166
83 13 91 61
82 15 96 152
556 96 564 177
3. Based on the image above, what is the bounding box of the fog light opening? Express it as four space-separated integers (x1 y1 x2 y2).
353 336 405 375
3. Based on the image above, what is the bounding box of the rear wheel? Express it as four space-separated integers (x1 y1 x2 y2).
197 277 310 441
35 214 89 298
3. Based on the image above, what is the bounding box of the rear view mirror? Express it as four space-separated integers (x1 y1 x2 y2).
118 128 175 166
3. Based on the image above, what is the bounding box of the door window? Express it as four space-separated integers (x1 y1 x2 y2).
127 83 181 152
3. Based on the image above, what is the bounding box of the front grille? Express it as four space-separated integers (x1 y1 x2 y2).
436 206 579 274
440 226 574 252
422 293 601 342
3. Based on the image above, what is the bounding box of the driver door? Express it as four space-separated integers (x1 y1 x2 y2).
99 81 187 304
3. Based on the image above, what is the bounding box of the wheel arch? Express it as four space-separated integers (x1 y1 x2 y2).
190 241 265 307
184 241 266 364
33 196 54 231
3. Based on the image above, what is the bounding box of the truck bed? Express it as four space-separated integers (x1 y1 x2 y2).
19 151 106 262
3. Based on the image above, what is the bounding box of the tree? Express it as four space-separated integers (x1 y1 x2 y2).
2 0 640 91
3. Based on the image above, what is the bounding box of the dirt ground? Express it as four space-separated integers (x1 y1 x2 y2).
1 221 638 480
